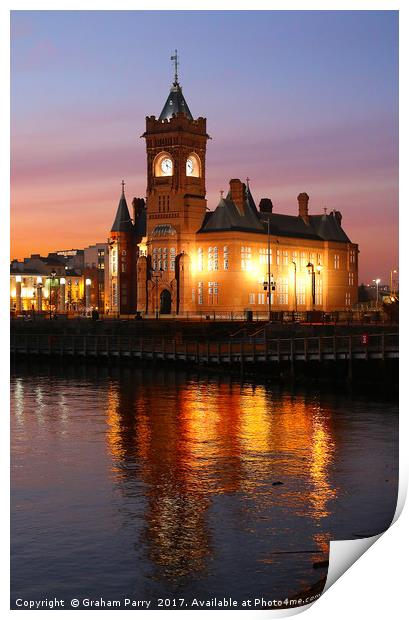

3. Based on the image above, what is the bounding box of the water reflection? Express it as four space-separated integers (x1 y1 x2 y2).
104 372 338 580
11 364 398 604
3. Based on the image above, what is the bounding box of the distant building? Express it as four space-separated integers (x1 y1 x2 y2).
84 243 109 313
106 58 359 316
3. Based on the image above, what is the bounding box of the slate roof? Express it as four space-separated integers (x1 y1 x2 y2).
159 83 193 121
198 187 351 243
111 191 134 233
198 185 264 234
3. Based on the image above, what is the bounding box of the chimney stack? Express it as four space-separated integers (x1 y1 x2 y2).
259 198 273 214
132 197 145 224
229 179 246 215
297 192 309 222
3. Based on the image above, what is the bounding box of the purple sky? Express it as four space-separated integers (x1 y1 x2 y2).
11 10 398 283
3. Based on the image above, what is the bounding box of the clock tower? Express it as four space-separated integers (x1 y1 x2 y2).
138 51 209 314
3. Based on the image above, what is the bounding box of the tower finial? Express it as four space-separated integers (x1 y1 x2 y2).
246 177 250 188
220 189 224 199
171 49 179 85
121 179 125 196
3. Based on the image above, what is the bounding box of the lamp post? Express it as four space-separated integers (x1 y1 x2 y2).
306 262 315 310
261 218 275 321
48 270 57 319
150 268 163 319
59 278 66 313
390 269 397 296
36 277 43 314
85 278 92 313
373 278 381 308
292 261 297 313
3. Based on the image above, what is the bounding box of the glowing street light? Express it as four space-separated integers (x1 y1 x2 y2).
373 278 381 307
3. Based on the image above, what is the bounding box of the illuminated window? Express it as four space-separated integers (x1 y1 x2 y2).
316 279 323 305
277 278 289 305
208 282 219 305
197 248 203 272
297 279 306 306
334 254 340 269
276 249 280 266
317 253 323 266
249 293 255 304
241 247 252 271
282 250 288 266
348 272 354 286
170 247 176 271
163 247 168 271
349 249 356 264
301 251 307 268
258 293 265 304
292 251 298 265
198 282 203 305
345 292 351 306
208 247 218 271
259 248 271 265
223 246 228 270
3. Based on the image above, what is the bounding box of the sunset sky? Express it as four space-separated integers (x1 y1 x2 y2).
11 10 398 283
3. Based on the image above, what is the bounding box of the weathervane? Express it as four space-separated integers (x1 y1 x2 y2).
171 49 179 85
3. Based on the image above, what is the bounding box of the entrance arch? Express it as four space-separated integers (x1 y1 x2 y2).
160 289 172 314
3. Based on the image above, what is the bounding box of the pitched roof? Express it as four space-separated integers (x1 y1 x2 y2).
111 190 134 233
198 187 351 243
159 83 193 121
198 184 264 233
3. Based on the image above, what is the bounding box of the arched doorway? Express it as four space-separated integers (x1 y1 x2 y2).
160 289 172 314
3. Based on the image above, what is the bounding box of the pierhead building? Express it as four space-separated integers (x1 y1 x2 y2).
107 55 358 317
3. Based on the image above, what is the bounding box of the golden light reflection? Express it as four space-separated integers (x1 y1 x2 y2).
104 374 338 580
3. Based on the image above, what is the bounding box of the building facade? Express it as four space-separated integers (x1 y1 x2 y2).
107 63 359 316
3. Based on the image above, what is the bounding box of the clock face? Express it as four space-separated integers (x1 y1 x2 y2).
186 158 194 175
160 158 173 175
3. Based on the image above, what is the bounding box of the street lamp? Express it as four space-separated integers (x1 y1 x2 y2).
373 278 381 307
48 269 57 319
306 262 316 309
150 268 163 319
390 269 397 296
292 261 297 312
261 217 275 321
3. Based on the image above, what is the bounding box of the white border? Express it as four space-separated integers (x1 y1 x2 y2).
3 1 407 618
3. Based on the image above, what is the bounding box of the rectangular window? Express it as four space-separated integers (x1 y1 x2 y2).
249 293 255 304
213 247 218 271
292 251 298 266
316 279 323 305
317 252 323 267
162 247 168 271
223 246 229 270
152 247 158 271
259 248 271 265
241 247 252 271
348 272 354 286
277 277 289 305
334 254 340 269
276 249 280 266
258 292 265 305
197 248 203 272
170 247 176 271
301 251 307 269
282 250 288 266
345 292 351 306
208 282 219 305
297 279 306 306
198 282 203 305
349 249 355 264
309 252 315 264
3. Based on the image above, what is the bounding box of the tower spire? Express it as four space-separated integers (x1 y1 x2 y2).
171 49 179 85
